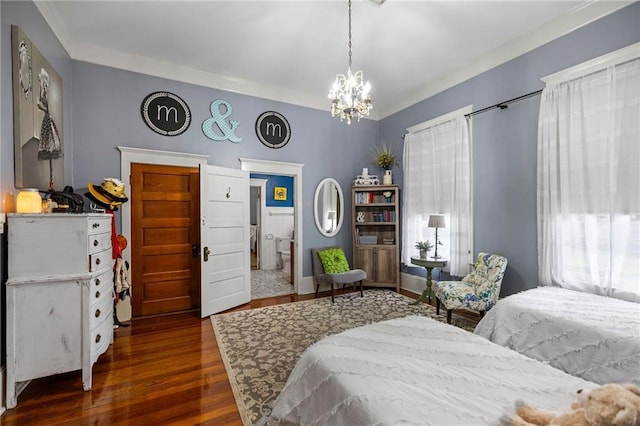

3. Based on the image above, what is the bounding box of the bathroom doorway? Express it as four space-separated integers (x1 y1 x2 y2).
241 158 303 301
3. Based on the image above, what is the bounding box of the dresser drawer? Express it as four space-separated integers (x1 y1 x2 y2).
91 270 113 306
90 288 113 329
88 232 111 255
87 217 111 236
90 312 113 363
90 249 112 272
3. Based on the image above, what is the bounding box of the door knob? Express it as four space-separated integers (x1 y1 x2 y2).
203 246 210 261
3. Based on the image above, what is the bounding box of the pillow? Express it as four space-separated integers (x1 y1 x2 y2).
318 248 350 274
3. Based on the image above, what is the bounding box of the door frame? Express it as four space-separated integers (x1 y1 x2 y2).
240 158 303 294
250 178 268 271
118 147 208 319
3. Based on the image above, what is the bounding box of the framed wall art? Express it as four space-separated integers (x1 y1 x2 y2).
274 186 287 201
11 25 64 191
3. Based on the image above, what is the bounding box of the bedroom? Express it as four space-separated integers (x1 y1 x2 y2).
1 0 638 422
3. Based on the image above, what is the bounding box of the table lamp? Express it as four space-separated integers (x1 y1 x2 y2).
327 211 336 232
428 214 446 259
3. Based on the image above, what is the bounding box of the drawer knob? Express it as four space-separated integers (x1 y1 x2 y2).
95 309 101 318
95 291 101 299
95 278 101 286
93 239 99 247
96 258 101 266
95 334 101 343
93 223 100 228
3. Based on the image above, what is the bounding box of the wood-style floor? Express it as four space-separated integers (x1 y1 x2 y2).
1 289 478 425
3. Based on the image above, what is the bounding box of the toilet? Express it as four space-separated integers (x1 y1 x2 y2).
275 237 293 271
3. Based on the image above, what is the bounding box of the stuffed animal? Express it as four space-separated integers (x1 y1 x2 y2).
512 383 640 426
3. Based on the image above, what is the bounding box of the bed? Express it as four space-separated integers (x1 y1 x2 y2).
474 286 640 386
262 315 597 425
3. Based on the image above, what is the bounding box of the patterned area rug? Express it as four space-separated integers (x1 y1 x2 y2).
251 269 293 299
211 289 478 425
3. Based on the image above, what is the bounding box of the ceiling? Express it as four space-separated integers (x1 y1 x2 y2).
36 1 633 120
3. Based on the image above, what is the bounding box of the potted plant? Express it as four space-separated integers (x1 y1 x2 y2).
372 143 399 185
414 241 433 259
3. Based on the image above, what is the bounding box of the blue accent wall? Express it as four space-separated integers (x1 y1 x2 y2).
379 2 640 297
250 174 294 207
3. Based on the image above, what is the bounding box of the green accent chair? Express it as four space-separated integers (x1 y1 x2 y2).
311 247 366 303
433 252 508 323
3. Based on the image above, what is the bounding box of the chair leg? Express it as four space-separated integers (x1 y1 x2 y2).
436 298 440 315
479 310 485 319
315 283 319 299
330 283 335 303
446 309 452 324
359 280 363 297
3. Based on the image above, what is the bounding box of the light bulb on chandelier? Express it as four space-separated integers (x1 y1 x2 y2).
328 0 372 125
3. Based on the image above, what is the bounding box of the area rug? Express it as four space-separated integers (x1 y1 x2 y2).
251 269 293 300
210 289 478 425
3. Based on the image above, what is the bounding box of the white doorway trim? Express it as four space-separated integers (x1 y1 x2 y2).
250 178 267 271
240 158 303 294
117 146 209 320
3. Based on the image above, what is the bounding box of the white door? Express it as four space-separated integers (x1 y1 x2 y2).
200 164 250 317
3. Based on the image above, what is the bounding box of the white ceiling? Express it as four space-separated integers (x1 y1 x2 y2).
37 1 633 120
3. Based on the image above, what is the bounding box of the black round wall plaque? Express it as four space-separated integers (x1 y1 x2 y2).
141 91 191 136
255 111 291 149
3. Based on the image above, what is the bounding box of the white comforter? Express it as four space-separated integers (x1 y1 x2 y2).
474 286 640 386
263 315 596 426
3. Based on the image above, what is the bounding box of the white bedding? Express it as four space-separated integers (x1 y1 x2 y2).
474 286 640 386
263 315 596 426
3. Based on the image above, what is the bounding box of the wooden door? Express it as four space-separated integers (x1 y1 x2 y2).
354 246 375 284
131 163 200 317
200 165 250 317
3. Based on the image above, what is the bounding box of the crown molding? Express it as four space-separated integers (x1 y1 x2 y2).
378 1 633 119
36 0 630 122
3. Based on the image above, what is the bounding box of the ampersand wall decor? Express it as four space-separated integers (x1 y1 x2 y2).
202 99 242 143
141 91 191 136
255 111 291 149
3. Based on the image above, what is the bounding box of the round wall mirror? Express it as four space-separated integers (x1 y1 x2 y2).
313 178 344 237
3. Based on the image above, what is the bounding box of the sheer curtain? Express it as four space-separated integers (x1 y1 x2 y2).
537 56 640 302
402 113 472 277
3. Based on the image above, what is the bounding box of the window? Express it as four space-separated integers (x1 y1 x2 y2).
402 106 473 277
538 44 640 301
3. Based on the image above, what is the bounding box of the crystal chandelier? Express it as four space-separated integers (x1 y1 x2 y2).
328 0 372 124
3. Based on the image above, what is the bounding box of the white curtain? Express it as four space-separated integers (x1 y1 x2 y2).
402 115 472 277
537 57 640 302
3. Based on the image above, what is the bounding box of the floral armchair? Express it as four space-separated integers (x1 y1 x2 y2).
433 252 508 324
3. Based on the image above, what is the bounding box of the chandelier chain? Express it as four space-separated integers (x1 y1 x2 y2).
348 0 352 69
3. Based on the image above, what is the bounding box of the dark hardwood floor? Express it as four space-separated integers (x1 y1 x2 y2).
1 289 478 425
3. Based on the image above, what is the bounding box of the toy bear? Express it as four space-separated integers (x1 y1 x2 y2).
512 383 640 426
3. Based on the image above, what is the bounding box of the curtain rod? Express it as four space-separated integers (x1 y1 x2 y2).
401 89 543 139
465 89 543 117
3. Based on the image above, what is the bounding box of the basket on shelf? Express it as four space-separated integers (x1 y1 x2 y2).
358 235 378 245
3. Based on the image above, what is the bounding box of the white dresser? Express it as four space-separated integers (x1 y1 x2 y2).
5 213 114 409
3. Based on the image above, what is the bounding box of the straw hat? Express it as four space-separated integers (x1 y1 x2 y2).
95 178 128 203
85 183 122 211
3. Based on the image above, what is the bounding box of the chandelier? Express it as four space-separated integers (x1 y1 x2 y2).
328 0 372 124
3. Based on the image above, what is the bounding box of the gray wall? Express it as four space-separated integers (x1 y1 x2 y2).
1 0 639 295
380 2 640 297
70 61 379 277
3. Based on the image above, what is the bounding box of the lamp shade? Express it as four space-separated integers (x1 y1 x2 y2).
428 214 446 228
327 211 336 220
